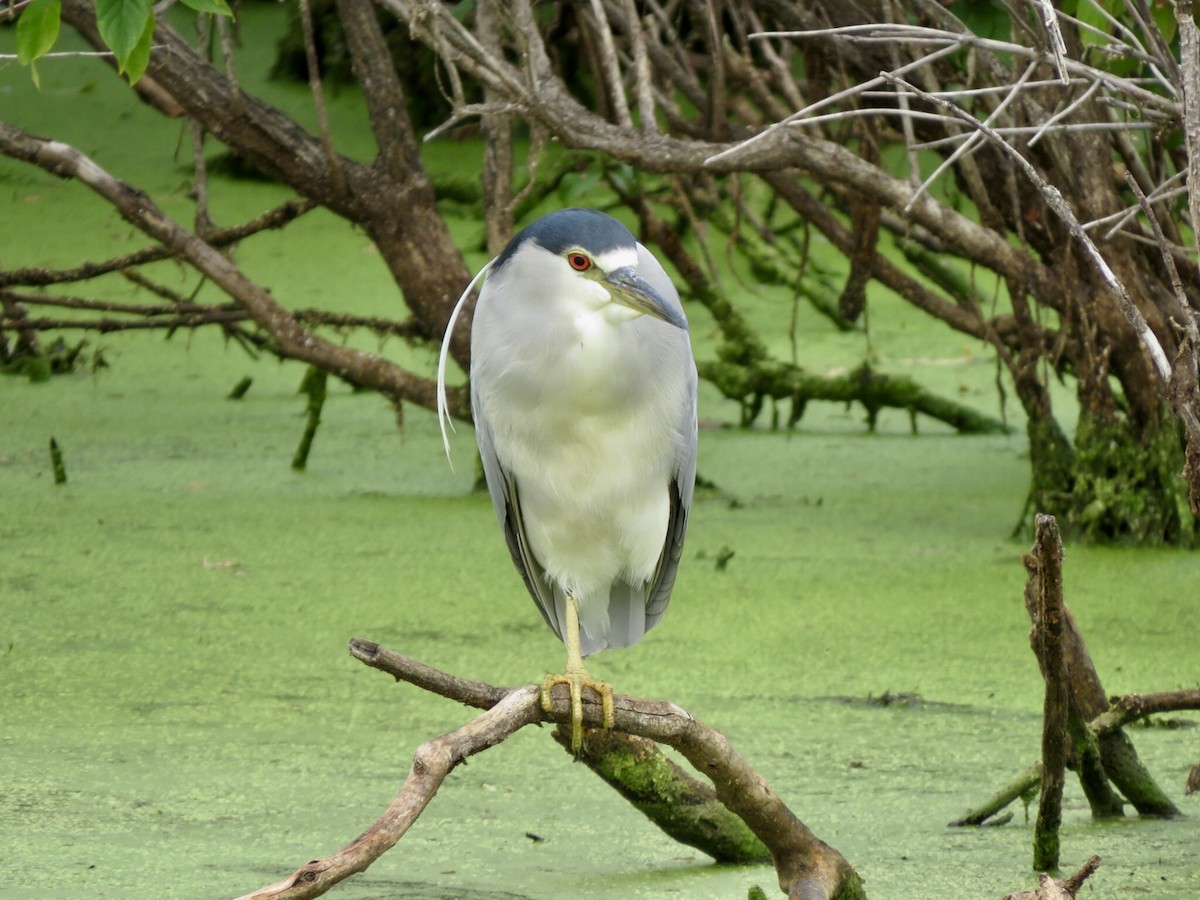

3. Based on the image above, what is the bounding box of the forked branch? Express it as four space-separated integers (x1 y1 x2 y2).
237 639 865 900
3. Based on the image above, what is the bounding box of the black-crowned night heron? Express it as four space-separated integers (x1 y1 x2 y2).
439 208 697 750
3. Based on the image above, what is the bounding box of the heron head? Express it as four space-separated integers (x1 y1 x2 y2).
493 209 688 331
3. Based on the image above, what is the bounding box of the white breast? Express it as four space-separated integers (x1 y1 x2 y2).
472 274 691 602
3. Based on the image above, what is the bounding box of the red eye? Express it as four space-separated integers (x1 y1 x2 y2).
567 252 592 271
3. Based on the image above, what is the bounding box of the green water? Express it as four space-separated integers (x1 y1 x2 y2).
2 9 1198 898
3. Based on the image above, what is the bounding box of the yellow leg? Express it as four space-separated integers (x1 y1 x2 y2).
540 594 615 751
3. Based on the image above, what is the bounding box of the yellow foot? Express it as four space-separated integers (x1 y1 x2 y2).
540 671 615 751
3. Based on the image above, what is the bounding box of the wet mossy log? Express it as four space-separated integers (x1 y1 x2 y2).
549 727 771 864
238 640 865 900
699 359 1010 434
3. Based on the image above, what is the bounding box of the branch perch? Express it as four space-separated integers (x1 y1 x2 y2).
239 639 865 900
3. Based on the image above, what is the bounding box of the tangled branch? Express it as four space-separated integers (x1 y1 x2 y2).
0 122 465 414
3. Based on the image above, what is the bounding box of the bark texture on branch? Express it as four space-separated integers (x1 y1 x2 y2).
953 680 1200 827
955 525 1193 831
239 638 866 900
550 727 772 864
238 686 544 900
1026 514 1067 871
367 0 1200 544
1019 576 1181 820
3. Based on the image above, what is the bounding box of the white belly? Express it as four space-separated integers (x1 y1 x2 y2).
476 310 687 602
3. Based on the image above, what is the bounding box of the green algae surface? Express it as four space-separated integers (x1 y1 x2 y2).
3 11 1199 899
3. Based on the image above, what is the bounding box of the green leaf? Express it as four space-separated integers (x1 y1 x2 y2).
176 0 234 16
949 0 1009 43
95 0 153 74
16 0 62 66
1152 3 1177 47
121 11 156 85
1073 0 1116 48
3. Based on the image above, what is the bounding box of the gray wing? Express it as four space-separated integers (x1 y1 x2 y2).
636 241 698 629
644 360 697 629
472 383 564 641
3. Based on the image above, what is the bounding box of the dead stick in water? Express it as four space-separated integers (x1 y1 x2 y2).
1028 514 1067 872
49 437 67 484
292 367 327 471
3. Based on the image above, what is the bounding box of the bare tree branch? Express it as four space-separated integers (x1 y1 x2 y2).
57 0 473 367
237 639 865 900
0 123 463 414
0 199 316 289
237 686 545 900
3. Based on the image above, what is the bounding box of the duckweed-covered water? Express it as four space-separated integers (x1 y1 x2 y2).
2 10 1197 898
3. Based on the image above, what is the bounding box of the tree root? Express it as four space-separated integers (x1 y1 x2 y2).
953 521 1198 836
236 639 865 900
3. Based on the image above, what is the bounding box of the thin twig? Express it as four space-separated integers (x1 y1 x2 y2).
883 72 1173 383
1124 171 1200 343
0 50 116 59
586 0 633 127
0 123 444 408
1176 0 1200 257
1030 0 1071 84
299 0 347 195
620 0 657 133
0 198 317 289
1090 688 1200 734
905 60 1040 213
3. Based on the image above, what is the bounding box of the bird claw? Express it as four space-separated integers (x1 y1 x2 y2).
540 672 615 751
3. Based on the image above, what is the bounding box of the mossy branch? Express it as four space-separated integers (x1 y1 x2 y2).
236 639 865 900
1028 515 1067 872
550 728 771 864
699 359 1010 435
